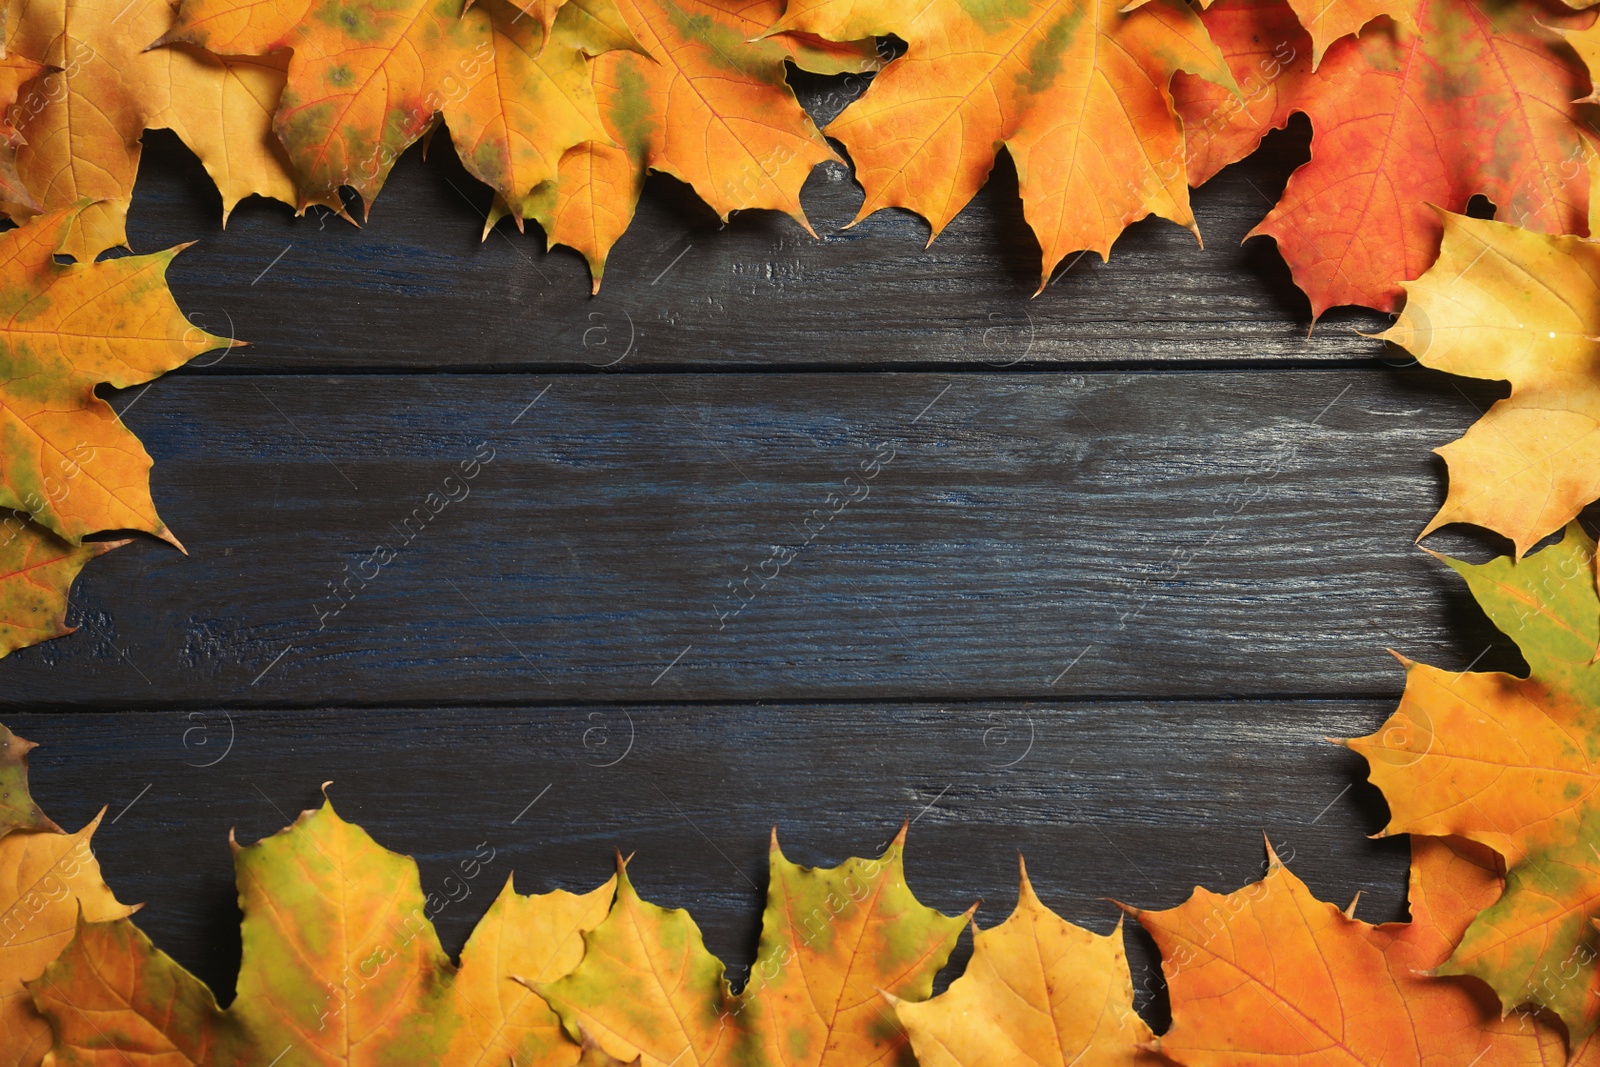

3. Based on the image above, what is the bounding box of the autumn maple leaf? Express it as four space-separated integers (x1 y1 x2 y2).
1346 524 1600 1043
1173 0 1595 317
1262 0 1415 67
163 0 443 211
0 205 233 550
0 52 46 214
32 793 617 1066
2 0 336 258
1133 836 1578 1064
443 0 645 231
526 0 879 292
890 856 1158 1067
164 0 463 210
0 521 124 659
2 812 136 1067
766 0 1237 293
540 826 967 1067
1376 209 1600 555
166 0 639 216
0 724 58 837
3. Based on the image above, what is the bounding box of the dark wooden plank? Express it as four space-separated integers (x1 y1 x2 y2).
2 368 1518 707
9 699 1409 1023
124 115 1389 374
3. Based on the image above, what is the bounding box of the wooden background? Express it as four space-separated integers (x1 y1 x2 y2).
1 72 1527 1027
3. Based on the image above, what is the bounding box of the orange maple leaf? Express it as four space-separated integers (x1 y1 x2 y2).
1348 524 1600 1043
1278 0 1415 66
1 812 136 1067
0 52 46 214
1177 0 1417 67
529 0 879 291
445 0 644 231
768 0 1237 293
1135 836 1579 1064
1174 0 1595 317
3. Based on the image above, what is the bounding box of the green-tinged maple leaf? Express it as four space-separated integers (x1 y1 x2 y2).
1133 837 1575 1064
0 206 234 549
0 723 57 836
741 826 968 1067
541 827 966 1067
890 856 1156 1067
445 0 643 231
538 856 744 1067
444 872 618 1066
226 794 457 1059
0 520 123 659
165 0 462 209
2 812 136 1067
526 0 879 291
1172 0 1594 316
31 794 616 1066
768 0 1237 292
1346 523 1600 1041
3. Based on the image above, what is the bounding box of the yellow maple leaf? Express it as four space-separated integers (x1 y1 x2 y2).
7 0 330 258
1381 211 1600 554
0 205 234 548
891 857 1157 1067
444 0 642 228
445 873 617 1066
1 814 135 1067
0 520 123 658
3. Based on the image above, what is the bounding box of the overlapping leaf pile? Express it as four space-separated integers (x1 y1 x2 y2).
11 0 1600 1062
15 0 1588 311
14 684 1600 1067
0 737 1196 1066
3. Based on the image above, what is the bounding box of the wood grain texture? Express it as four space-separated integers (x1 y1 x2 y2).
1 370 1515 707
9 700 1407 1024
123 117 1387 374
